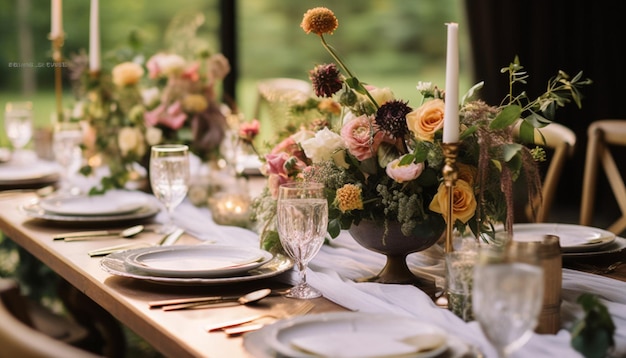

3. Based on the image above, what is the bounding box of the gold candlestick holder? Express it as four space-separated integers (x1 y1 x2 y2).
49 34 65 123
441 142 459 253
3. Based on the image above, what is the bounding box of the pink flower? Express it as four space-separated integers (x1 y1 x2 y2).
265 152 305 198
385 157 424 183
143 101 187 130
239 119 260 142
340 114 386 161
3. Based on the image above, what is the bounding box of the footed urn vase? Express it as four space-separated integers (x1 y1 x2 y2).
348 217 445 298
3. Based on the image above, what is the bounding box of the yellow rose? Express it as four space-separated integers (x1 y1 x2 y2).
406 99 445 141
112 62 144 87
182 94 209 113
429 179 477 224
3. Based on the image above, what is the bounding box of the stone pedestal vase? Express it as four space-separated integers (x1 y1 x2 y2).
348 217 445 298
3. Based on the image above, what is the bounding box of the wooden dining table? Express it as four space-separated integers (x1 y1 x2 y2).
1 188 625 357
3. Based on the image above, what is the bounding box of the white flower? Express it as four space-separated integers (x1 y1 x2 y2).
141 87 160 107
144 126 163 146
416 81 434 92
71 101 85 119
146 52 187 79
301 127 346 165
369 86 394 105
117 127 145 157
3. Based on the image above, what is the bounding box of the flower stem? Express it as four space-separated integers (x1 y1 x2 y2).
319 35 379 110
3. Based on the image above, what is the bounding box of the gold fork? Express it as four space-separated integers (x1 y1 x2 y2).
206 300 314 335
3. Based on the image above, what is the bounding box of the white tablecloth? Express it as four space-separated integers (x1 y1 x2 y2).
169 200 625 358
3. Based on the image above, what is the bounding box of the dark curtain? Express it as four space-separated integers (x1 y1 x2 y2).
219 0 238 110
465 0 626 216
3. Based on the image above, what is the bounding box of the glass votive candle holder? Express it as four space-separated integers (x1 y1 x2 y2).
209 192 251 228
445 250 478 322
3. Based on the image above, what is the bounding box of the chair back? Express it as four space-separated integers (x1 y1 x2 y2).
514 121 577 222
0 278 101 358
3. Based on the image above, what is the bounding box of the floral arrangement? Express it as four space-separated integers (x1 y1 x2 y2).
68 30 231 194
250 7 591 251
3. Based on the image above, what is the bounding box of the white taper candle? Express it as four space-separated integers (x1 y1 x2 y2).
443 22 459 143
89 0 101 72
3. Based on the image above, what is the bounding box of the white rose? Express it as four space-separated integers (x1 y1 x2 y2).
144 126 163 146
118 127 145 157
159 54 186 76
301 128 346 163
291 129 315 144
141 87 160 107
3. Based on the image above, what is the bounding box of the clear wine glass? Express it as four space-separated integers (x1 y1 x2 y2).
472 249 544 357
4 101 33 163
276 182 328 299
52 121 84 195
149 144 190 234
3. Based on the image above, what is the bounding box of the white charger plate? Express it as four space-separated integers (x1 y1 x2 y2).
100 247 292 285
512 223 615 253
260 312 448 358
40 190 150 216
123 245 273 278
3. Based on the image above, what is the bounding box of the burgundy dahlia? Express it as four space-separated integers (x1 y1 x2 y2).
375 99 412 138
309 63 343 98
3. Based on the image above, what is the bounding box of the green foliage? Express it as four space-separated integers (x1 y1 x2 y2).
571 293 616 358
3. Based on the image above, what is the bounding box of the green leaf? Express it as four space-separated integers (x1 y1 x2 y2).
570 293 616 358
517 120 536 144
490 105 522 129
461 81 484 104
502 143 523 162
328 219 342 238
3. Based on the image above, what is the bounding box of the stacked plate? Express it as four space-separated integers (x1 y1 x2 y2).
512 223 626 259
244 312 472 358
0 155 60 189
21 190 160 224
100 245 292 285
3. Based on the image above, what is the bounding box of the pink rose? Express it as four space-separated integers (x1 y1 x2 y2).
239 119 260 142
143 101 187 130
340 114 385 160
385 157 424 183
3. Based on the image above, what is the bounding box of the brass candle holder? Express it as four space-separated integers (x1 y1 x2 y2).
441 142 459 253
49 33 65 122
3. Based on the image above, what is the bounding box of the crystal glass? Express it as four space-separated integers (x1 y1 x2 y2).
472 247 544 357
4 101 33 162
277 182 328 299
150 144 190 234
52 121 84 195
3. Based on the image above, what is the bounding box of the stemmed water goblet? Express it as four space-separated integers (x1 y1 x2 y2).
149 144 190 234
4 101 33 163
472 246 544 357
276 182 328 299
52 121 84 195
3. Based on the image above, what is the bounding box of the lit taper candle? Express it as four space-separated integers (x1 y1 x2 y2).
442 22 459 143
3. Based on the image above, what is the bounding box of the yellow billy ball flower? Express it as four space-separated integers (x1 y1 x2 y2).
335 184 364 213
301 7 338 36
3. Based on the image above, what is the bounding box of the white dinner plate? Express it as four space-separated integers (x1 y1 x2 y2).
260 312 448 358
21 193 160 225
0 158 60 187
123 245 273 278
100 247 292 285
40 190 150 216
562 236 626 259
512 223 615 253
